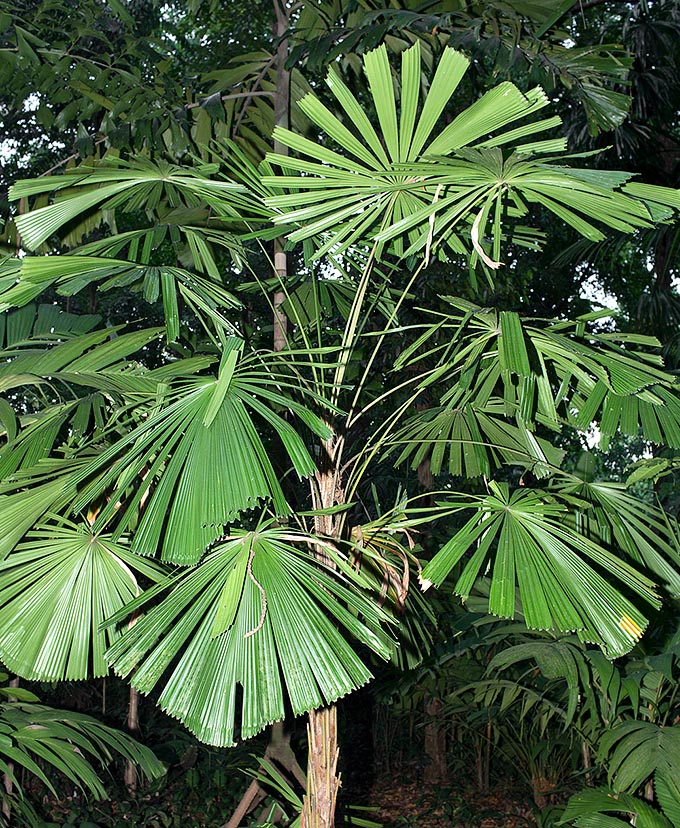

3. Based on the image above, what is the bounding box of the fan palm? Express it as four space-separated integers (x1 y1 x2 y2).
1 38 680 828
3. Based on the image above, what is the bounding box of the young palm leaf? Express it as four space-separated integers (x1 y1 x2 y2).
9 157 252 252
392 303 680 478
65 341 333 564
0 696 164 807
563 787 675 828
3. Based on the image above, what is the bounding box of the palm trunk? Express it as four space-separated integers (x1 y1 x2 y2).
272 0 290 353
423 696 447 785
301 437 342 828
271 6 340 826
301 707 340 828
1 677 20 822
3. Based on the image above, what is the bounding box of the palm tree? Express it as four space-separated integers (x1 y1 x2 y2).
0 673 163 825
2 40 680 828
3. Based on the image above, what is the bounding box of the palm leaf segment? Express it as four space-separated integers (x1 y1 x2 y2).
1 337 332 567
264 42 680 262
69 343 331 565
0 697 164 805
104 527 394 747
393 304 680 656
6 158 263 338
563 785 680 828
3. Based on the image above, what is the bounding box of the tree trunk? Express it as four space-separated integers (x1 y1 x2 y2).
301 707 340 828
423 696 448 786
271 6 341 827
272 0 290 353
300 438 343 828
124 685 141 791
2 677 20 822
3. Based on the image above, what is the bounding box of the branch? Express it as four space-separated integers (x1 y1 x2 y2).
572 0 634 10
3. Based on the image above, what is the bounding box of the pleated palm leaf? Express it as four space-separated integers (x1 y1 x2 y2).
391 301 680 480
0 325 166 480
0 336 334 567
66 343 333 564
10 157 253 253
563 785 680 828
419 481 660 657
263 41 680 264
0 518 166 682
550 476 680 598
5 157 265 337
103 525 394 746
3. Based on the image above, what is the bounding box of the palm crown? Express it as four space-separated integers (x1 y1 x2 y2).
1 42 680 756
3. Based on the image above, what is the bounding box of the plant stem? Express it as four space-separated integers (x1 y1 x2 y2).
301 706 340 828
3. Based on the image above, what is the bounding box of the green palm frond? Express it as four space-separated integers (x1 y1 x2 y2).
0 323 162 392
10 157 253 252
0 477 74 561
6 156 262 337
0 325 164 481
394 302 680 460
0 698 164 806
0 518 166 682
262 42 680 263
0 302 101 347
551 477 680 597
0 256 241 340
563 787 673 828
600 721 680 794
392 401 565 479
420 482 659 658
65 342 332 564
104 526 393 747
656 776 680 828
0 340 332 566
486 637 591 725
572 382 680 448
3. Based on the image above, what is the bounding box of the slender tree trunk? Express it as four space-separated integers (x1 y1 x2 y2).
124 685 141 791
581 740 593 785
422 696 448 785
271 8 341 826
301 707 340 828
2 677 20 822
301 438 342 828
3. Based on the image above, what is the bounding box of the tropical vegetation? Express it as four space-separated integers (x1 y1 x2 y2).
0 1 679 827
